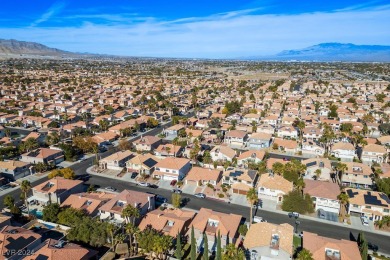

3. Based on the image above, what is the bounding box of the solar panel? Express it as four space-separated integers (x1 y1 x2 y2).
379 194 390 205
346 189 357 198
230 171 244 177
143 158 158 168
306 161 317 168
364 192 385 207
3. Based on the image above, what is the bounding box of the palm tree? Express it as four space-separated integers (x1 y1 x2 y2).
125 223 139 256
246 188 258 226
122 204 140 225
335 163 348 181
251 120 257 133
107 223 117 249
272 162 284 175
222 243 245 260
295 178 306 196
20 180 31 215
46 132 60 145
296 120 306 147
337 192 349 219
172 137 179 147
297 248 314 260
4 128 11 138
203 151 212 168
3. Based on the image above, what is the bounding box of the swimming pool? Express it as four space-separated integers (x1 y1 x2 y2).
30 209 43 218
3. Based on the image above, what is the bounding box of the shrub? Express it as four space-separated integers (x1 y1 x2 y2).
218 193 225 198
207 183 214 189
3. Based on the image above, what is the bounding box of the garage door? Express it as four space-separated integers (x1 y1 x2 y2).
233 189 248 195
163 175 178 181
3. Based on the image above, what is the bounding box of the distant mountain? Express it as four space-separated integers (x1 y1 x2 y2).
0 39 69 56
272 43 390 62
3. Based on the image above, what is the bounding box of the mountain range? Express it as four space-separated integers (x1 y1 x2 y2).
1 39 390 62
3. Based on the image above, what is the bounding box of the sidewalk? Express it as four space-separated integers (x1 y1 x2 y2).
0 172 50 197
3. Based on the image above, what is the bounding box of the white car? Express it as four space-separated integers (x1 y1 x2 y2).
361 216 369 226
137 182 150 187
253 216 267 223
194 193 206 199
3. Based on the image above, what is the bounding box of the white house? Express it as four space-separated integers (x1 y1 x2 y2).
257 173 293 203
361 144 388 165
210 145 236 162
153 157 191 181
99 150 135 170
331 142 355 162
304 180 340 215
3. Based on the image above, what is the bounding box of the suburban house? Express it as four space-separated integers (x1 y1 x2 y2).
153 157 191 181
247 133 272 149
154 144 183 158
276 126 298 140
304 180 341 217
99 189 155 224
126 154 161 176
303 231 361 260
138 208 196 237
244 222 294 260
133 135 162 152
303 127 322 142
222 168 258 195
257 173 293 203
188 208 241 253
223 130 248 147
61 192 116 216
185 167 222 186
0 226 42 259
361 144 388 165
0 160 32 181
302 158 333 181
29 177 84 205
20 148 64 165
301 141 325 157
99 150 135 170
91 131 118 147
210 145 236 162
273 138 299 155
346 188 390 221
331 142 355 162
237 150 265 167
256 124 275 135
29 238 98 260
164 124 185 139
341 162 373 189
22 132 47 144
242 113 261 124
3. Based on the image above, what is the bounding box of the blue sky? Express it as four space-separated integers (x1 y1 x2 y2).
0 0 389 58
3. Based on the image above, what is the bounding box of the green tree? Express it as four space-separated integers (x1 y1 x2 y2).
340 123 353 133
281 190 314 214
216 230 222 260
246 188 258 226
328 104 338 118
122 204 140 225
42 203 61 222
45 132 60 145
319 124 336 154
3 195 15 209
48 168 75 179
297 248 314 260
190 226 196 260
337 192 349 219
203 233 209 260
125 223 139 256
172 193 182 208
57 207 85 226
20 180 31 215
222 243 245 260
175 233 183 260
358 232 368 260
272 162 285 175
238 224 248 236
376 178 390 196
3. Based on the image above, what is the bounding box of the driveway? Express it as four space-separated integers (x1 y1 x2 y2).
158 180 173 190
230 193 249 206
182 183 197 194
350 215 375 231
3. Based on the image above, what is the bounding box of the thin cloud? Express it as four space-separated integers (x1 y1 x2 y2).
30 1 66 27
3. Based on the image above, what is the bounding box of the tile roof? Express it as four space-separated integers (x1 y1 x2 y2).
33 177 82 194
238 150 265 161
99 189 154 214
0 226 42 258
61 192 116 215
332 142 355 151
243 222 294 255
303 231 361 260
257 174 293 194
186 167 222 182
155 157 190 170
303 180 340 200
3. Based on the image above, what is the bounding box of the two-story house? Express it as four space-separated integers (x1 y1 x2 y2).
257 173 293 203
331 142 355 162
224 130 248 147
346 188 390 222
20 148 64 165
341 162 373 189
361 144 388 165
61 192 116 216
29 177 84 205
277 126 298 140
0 160 32 181
302 127 322 142
153 157 191 181
133 136 162 152
99 150 135 171
222 168 258 195
210 146 236 162
139 208 196 237
244 222 294 260
164 124 185 139
237 150 265 167
188 208 241 254
302 158 333 181
247 133 272 150
304 180 341 216
301 141 325 157
126 154 161 176
99 189 155 224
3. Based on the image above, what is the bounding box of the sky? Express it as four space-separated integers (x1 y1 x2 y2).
0 0 389 58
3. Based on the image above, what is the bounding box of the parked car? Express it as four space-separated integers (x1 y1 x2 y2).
137 182 150 187
104 186 117 192
172 188 182 194
368 242 379 252
253 216 267 223
318 209 326 219
288 212 300 218
194 193 206 199
170 180 177 186
130 172 138 179
156 195 168 203
361 216 369 226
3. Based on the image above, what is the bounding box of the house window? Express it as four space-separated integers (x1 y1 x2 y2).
366 206 371 209
384 209 389 213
